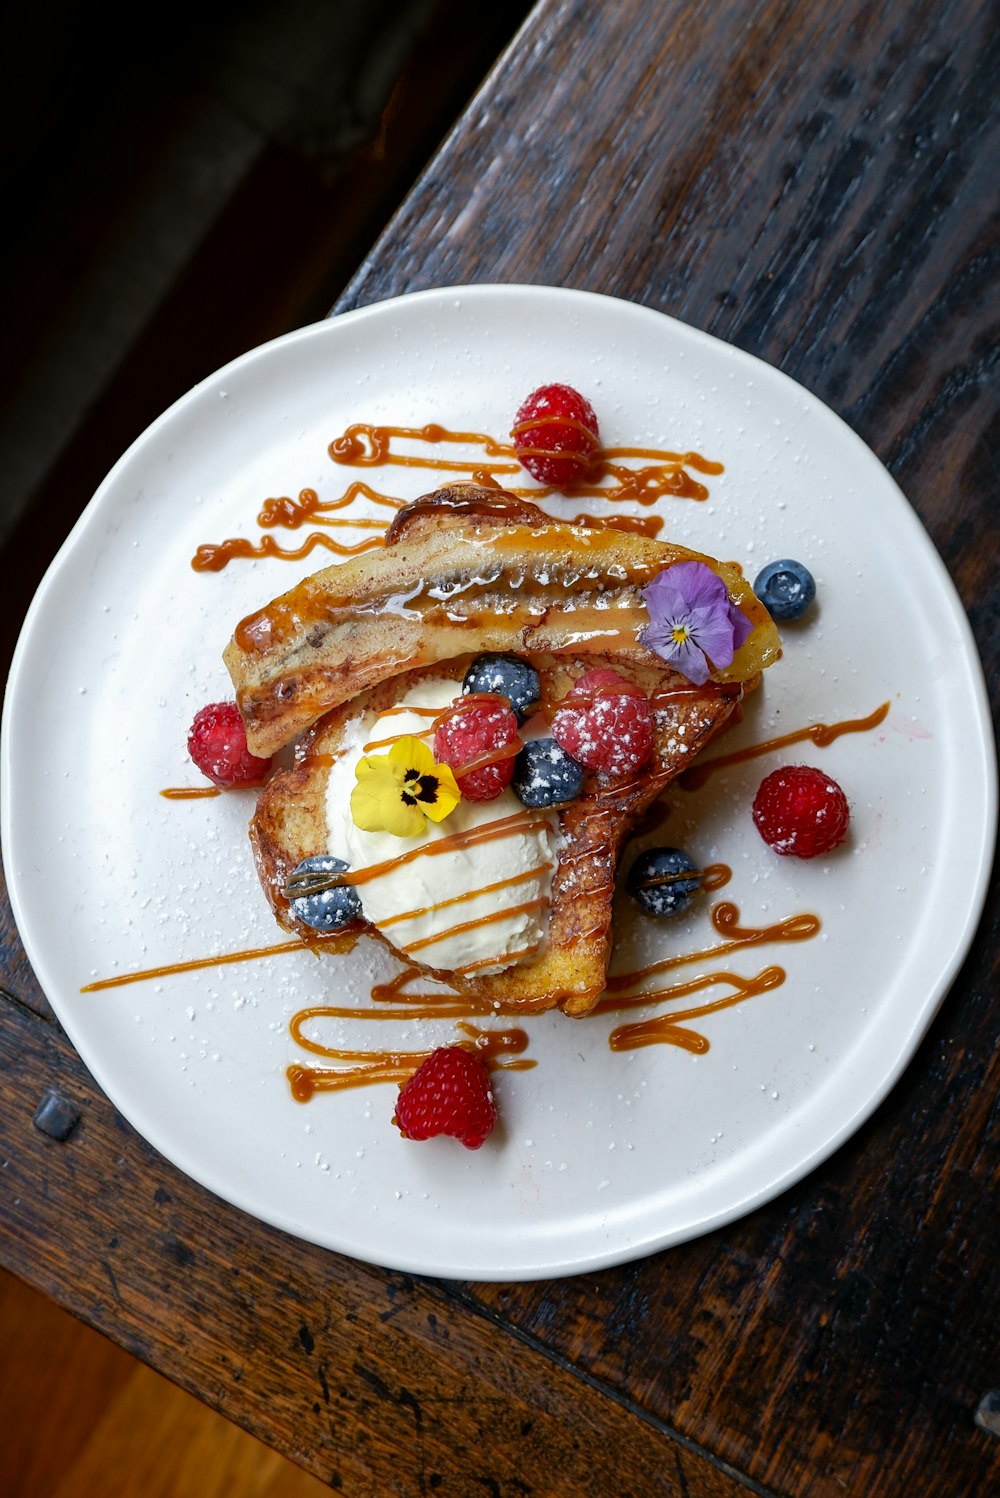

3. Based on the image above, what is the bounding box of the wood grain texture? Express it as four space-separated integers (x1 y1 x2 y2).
1 860 51 1021
0 1268 331 1498
330 0 1000 1491
2 0 998 1495
339 0 998 654
0 999 760 1497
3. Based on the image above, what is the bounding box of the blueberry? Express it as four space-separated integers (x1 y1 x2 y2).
285 855 361 932
753 559 816 621
463 652 541 723
626 847 701 918
512 737 584 808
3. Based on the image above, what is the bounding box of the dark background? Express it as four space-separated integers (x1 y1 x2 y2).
0 0 532 668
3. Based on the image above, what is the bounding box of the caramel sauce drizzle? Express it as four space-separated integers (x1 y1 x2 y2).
402 897 549 957
571 511 664 539
81 851 818 1091
337 809 550 890
281 883 820 1095
192 529 384 572
678 701 891 791
160 786 221 800
287 1022 532 1101
378 864 551 930
600 897 820 1052
329 422 517 470
606 967 787 1054
79 934 343 991
296 751 338 771
194 423 721 571
258 483 401 526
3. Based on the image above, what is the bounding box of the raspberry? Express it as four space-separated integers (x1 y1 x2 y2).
752 764 850 858
433 696 519 801
393 1046 496 1149
187 701 272 788
551 669 653 779
511 383 601 487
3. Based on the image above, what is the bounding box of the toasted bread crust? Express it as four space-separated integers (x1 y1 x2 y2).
251 655 745 1016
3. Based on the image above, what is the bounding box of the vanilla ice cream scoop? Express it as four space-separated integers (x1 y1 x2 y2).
325 681 556 975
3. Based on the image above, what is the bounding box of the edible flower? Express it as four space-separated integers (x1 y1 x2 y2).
640 561 753 685
350 736 461 837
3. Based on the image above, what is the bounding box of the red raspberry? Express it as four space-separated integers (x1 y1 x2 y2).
752 764 850 858
511 383 601 487
393 1046 497 1149
551 669 653 779
433 697 519 801
187 701 272 788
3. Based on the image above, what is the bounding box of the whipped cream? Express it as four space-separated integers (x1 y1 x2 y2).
325 679 555 976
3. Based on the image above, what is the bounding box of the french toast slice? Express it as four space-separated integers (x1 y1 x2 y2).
224 485 779 758
251 653 750 1017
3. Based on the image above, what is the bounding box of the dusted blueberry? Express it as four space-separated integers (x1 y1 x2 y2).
512 737 584 808
753 559 816 621
285 855 361 931
463 653 541 723
626 847 701 918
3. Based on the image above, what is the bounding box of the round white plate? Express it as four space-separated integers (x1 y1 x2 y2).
2 285 995 1279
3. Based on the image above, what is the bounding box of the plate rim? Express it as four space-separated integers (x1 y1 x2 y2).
2 283 996 1279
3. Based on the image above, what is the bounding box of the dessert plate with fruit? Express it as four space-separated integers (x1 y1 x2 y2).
2 285 994 1279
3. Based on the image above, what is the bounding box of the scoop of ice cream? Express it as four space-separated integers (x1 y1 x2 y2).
325 680 555 975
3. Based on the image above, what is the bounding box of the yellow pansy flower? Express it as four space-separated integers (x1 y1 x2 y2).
350 736 461 838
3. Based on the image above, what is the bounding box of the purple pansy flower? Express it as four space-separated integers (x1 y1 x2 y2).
640 561 753 685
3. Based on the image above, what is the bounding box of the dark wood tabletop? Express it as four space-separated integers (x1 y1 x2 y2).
2 0 998 1493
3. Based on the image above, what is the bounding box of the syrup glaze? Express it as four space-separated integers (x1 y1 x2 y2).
229 504 675 658
194 423 722 572
79 933 347 992
283 879 820 1093
160 409 882 1103
82 847 819 1093
601 897 820 1048
287 1022 532 1101
678 701 891 791
144 697 883 1076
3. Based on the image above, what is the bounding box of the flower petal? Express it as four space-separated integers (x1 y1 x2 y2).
670 632 709 686
351 735 461 835
644 561 727 617
351 752 419 836
641 572 688 622
641 560 753 681
351 761 399 831
687 602 737 670
665 635 712 685
728 600 754 652
421 763 461 822
379 795 428 839
388 735 435 776
639 619 711 684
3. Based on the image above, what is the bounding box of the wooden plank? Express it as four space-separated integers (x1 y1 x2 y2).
0 996 767 1498
463 929 1000 1497
0 0 536 683
0 1266 134 1495
1 0 997 1494
337 0 997 577
0 861 50 1022
325 0 1000 1492
0 1266 332 1498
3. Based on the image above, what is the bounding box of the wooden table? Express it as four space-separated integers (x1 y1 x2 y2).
2 0 998 1492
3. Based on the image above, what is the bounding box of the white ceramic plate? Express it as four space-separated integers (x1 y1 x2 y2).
2 286 995 1280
